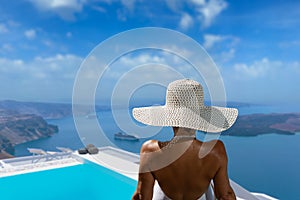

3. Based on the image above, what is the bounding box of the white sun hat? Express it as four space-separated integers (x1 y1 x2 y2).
132 79 238 133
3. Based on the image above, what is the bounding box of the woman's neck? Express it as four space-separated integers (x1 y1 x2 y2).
173 127 196 138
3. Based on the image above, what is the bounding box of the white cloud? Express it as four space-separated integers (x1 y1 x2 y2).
234 58 274 78
43 40 53 47
190 0 206 6
0 58 25 73
165 0 183 12
7 20 20 27
119 53 166 66
117 9 127 21
98 51 198 84
121 0 135 11
164 0 228 29
203 34 225 49
194 0 228 28
28 0 138 21
202 34 239 64
29 0 85 11
0 54 83 101
291 61 300 72
161 44 194 59
27 0 227 27
92 5 106 13
0 23 8 33
0 44 14 53
24 29 36 40
165 0 228 29
29 0 86 20
179 13 194 30
117 51 196 71
0 54 82 78
218 48 235 63
279 40 300 48
100 64 184 103
34 54 82 72
222 58 300 103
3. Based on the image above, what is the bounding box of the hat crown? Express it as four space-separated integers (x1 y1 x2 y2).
166 79 204 110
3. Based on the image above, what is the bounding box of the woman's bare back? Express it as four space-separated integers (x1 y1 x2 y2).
133 138 236 200
150 139 222 199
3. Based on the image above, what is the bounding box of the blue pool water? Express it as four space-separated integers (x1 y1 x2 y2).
0 162 137 200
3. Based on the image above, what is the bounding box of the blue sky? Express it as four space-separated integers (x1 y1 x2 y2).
0 0 300 104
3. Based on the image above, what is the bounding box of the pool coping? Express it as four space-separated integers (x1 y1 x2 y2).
75 146 139 180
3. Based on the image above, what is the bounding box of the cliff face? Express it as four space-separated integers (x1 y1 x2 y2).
0 100 72 119
0 109 58 156
223 113 300 136
0 100 108 119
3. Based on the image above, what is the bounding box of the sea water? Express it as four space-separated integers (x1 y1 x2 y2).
14 104 300 200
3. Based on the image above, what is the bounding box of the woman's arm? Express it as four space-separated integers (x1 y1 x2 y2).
213 141 236 200
132 140 157 200
132 171 155 200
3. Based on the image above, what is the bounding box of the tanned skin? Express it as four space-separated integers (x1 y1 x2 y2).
132 127 236 200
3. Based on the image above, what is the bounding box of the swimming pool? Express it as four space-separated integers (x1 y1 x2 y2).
0 161 137 200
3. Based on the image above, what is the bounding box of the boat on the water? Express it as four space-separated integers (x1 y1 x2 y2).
114 132 139 141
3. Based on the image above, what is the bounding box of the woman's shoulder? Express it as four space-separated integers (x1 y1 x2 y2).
140 139 159 153
194 139 227 157
202 140 228 161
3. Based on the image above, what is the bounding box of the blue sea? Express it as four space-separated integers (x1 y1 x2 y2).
14 104 300 200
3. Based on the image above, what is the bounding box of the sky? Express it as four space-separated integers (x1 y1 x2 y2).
0 0 300 105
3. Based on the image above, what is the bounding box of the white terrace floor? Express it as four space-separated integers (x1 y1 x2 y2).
0 146 277 200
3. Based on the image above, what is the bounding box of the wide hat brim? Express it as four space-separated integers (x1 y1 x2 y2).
133 105 238 133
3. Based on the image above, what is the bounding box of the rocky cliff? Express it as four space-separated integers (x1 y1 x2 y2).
0 100 72 119
0 109 58 157
223 113 300 136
